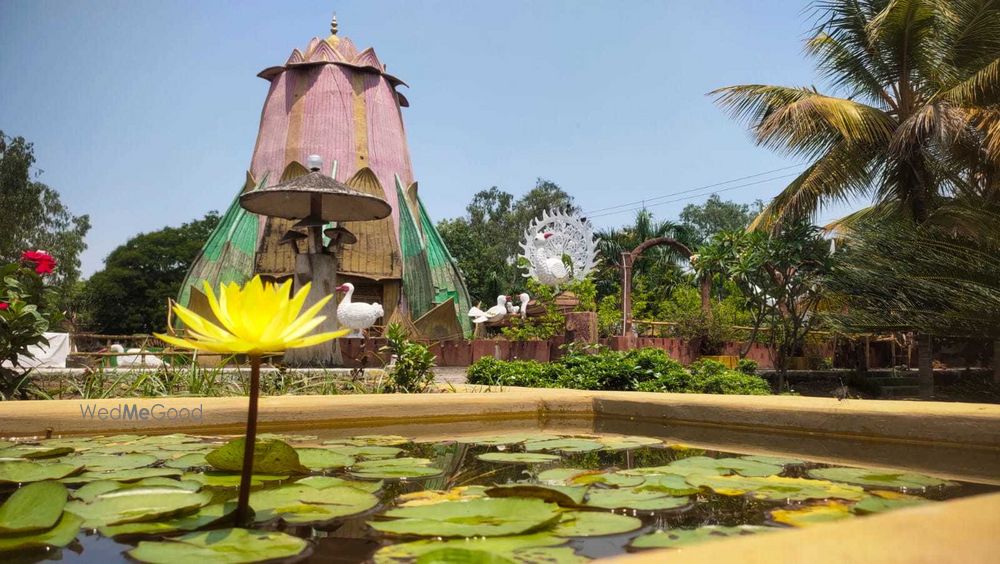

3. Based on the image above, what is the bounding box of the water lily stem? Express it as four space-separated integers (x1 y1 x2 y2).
235 354 261 526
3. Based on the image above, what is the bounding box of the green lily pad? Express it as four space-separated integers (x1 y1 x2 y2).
251 484 380 524
0 460 82 483
523 438 605 453
372 498 562 537
537 468 644 488
455 433 557 446
72 478 201 503
585 488 689 511
397 486 488 507
669 456 783 477
478 452 561 464
205 438 308 475
0 512 83 552
552 511 642 537
295 448 355 470
349 457 441 480
373 533 567 563
630 525 774 549
741 454 806 467
182 471 287 488
853 492 931 514
128 528 310 563
507 546 587 563
807 467 955 489
257 433 318 443
486 484 587 506
596 435 663 451
70 453 158 472
65 487 213 527
325 445 404 459
163 453 208 470
159 442 216 452
99 502 237 538
635 474 702 496
687 474 867 501
0 481 67 533
771 501 853 527
297 475 382 493
0 445 74 459
415 548 514 563
65 467 183 483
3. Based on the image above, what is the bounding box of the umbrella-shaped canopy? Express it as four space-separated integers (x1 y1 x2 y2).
324 226 358 245
240 171 391 222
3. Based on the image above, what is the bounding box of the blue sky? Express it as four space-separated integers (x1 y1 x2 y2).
1 0 842 275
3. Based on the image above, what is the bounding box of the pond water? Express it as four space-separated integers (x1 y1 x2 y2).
0 428 995 563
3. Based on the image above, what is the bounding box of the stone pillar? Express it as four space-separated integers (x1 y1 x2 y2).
565 312 598 346
284 253 343 366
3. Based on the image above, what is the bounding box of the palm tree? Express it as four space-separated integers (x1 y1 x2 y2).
713 0 1000 397
712 0 1000 229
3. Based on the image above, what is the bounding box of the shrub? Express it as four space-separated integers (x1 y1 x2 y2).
736 358 759 375
1 257 62 399
381 323 436 393
467 348 770 395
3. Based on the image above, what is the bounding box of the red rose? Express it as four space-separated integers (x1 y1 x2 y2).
0 302 9 310
21 250 56 275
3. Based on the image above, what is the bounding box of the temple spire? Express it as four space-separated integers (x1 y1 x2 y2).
330 13 338 36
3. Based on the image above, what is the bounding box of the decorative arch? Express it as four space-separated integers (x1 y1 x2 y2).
621 237 710 335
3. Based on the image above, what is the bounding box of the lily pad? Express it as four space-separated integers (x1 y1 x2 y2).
128 528 310 563
596 435 663 451
205 438 308 474
398 486 488 507
163 453 208 470
537 468 643 488
0 460 82 483
65 467 182 483
0 481 67 533
635 474 702 496
182 471 287 488
455 433 557 446
741 454 806 467
807 467 955 489
251 485 380 524
99 502 237 538
72 478 201 503
552 511 642 537
478 452 561 464
630 525 774 549
65 487 213 527
669 456 783 477
771 502 853 527
70 453 158 472
686 474 867 501
297 475 382 493
853 492 931 514
349 457 441 480
0 445 74 459
348 435 411 446
373 533 567 563
295 448 355 470
325 444 404 459
372 498 562 537
523 438 605 453
585 488 690 511
0 512 83 552
486 484 587 506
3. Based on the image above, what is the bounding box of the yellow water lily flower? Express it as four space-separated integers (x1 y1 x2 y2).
156 276 347 354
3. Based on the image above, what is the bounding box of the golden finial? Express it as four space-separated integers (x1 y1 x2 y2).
330 13 338 36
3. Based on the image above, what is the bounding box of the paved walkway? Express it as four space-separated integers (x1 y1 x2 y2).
434 366 468 386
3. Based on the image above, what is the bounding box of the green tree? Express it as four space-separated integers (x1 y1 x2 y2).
712 0 1000 228
438 179 577 303
84 212 220 334
696 221 833 390
0 131 91 309
680 195 763 244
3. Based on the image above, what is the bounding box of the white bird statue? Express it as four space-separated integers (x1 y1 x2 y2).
335 283 384 337
519 209 599 287
468 295 510 324
506 292 531 319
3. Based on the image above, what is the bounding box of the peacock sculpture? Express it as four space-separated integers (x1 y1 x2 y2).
518 209 599 287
